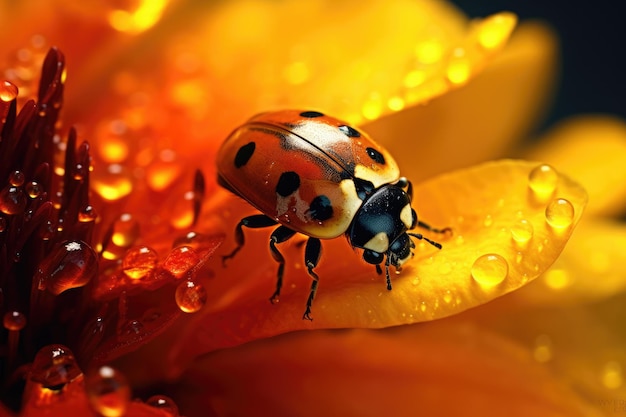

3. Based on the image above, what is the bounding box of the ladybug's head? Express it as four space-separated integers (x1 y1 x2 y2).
347 180 417 269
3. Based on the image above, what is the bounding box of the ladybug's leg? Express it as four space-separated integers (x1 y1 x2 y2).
268 226 298 304
408 232 444 250
222 214 278 265
384 254 392 290
302 237 322 321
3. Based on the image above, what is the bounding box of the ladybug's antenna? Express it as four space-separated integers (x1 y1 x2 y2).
407 233 443 250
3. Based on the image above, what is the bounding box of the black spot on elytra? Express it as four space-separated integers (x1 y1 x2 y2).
338 125 361 138
300 111 324 118
366 147 385 164
276 171 301 196
234 142 255 168
309 195 333 221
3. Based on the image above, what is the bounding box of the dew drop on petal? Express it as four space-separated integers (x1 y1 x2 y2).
3 311 27 331
78 205 98 222
471 253 509 287
92 164 133 201
9 170 25 187
528 164 558 199
446 48 471 85
112 213 139 248
163 245 200 279
602 361 623 390
35 240 98 295
25 181 43 198
175 280 207 313
173 231 216 252
30 344 83 389
545 198 575 229
86 366 131 417
0 185 27 215
122 246 158 280
0 80 18 102
146 395 180 415
510 219 533 245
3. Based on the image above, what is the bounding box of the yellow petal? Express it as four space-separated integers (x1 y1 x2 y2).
144 160 585 377
363 22 559 182
170 322 602 417
498 218 626 307
525 115 626 217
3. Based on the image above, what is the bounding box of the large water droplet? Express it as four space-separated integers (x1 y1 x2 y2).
9 170 25 187
163 246 200 279
35 240 98 295
122 246 158 279
175 280 207 313
25 181 43 198
545 198 575 229
92 164 133 201
86 366 131 417
0 80 18 102
30 345 83 389
0 185 27 215
471 253 509 287
528 164 558 199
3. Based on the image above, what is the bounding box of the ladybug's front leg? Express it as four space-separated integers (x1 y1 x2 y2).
302 237 321 321
222 214 278 265
268 226 297 304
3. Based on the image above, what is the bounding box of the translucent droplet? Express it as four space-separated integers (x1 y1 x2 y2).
111 214 139 248
86 366 131 417
122 246 158 280
25 181 43 198
163 246 200 279
35 240 98 295
9 170 25 187
146 395 179 415
533 334 553 363
442 290 453 304
545 198 575 229
173 231 215 252
175 280 207 313
92 164 133 201
0 185 27 215
446 49 470 85
120 319 143 335
0 80 18 102
510 219 533 244
471 253 509 287
602 361 623 389
30 344 83 389
528 164 558 198
146 154 182 192
78 205 98 222
3 311 27 331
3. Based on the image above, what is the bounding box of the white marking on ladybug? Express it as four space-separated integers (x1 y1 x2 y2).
364 231 390 253
400 203 414 229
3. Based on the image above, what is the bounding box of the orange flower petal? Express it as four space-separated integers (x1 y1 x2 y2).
525 115 626 217
142 160 586 378
363 21 559 182
171 322 600 417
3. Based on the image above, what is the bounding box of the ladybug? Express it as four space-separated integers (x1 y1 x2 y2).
217 110 449 320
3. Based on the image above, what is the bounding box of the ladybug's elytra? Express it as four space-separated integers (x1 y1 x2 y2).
217 110 449 320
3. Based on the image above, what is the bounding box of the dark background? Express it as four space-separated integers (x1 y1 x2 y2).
453 0 625 130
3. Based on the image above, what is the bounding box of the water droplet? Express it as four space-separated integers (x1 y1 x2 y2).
419 301 427 313
533 334 552 363
173 231 214 251
86 366 131 417
528 164 558 199
442 290 453 304
111 213 139 248
25 181 43 198
163 246 200 279
471 253 509 287
92 164 133 201
510 219 533 245
9 170 25 187
146 154 182 192
175 280 207 313
120 319 143 335
545 198 574 229
35 240 98 295
30 345 83 389
122 246 158 280
0 80 18 102
78 205 97 222
3 311 27 331
146 395 179 415
446 48 470 85
0 185 27 215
